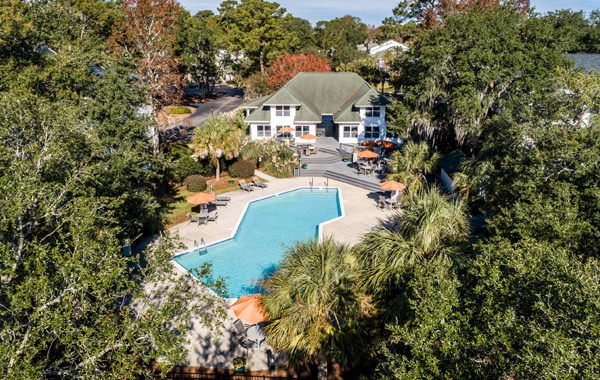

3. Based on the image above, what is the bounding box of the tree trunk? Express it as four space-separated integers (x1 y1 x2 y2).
317 357 327 380
215 158 221 181
259 50 265 75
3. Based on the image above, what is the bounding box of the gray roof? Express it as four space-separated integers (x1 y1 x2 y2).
244 94 272 108
245 72 389 124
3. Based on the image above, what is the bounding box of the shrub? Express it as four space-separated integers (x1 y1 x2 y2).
165 144 215 182
229 159 256 178
174 157 204 182
184 174 207 192
168 106 192 115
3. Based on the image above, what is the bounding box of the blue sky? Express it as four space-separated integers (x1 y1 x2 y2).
179 1 598 26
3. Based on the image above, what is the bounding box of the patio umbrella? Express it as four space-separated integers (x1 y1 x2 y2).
383 141 396 149
278 126 295 133
358 150 378 159
361 140 375 147
231 294 267 324
186 192 216 205
300 133 317 140
379 180 406 192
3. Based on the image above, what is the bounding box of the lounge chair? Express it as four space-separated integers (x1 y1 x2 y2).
251 176 267 188
215 195 231 201
210 200 229 207
239 180 254 192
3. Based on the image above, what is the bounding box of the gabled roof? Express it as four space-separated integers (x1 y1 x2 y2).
245 105 270 122
245 72 389 124
244 94 272 109
368 40 409 56
263 87 302 106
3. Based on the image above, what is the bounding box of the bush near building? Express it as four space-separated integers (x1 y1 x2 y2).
229 159 256 178
184 174 207 192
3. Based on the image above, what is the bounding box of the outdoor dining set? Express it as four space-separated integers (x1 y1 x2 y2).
231 294 267 352
186 194 231 226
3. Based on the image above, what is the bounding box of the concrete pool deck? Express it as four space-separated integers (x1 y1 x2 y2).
170 171 394 250
168 171 396 372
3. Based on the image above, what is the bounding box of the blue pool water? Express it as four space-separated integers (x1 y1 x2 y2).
174 188 342 297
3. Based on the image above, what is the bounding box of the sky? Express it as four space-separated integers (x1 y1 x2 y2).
179 1 599 26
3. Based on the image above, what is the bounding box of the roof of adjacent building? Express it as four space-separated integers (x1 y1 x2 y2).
244 72 389 124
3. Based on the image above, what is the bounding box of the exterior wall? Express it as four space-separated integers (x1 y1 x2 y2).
248 105 389 144
338 123 361 145
358 106 386 142
249 123 275 140
270 105 296 129
291 124 317 138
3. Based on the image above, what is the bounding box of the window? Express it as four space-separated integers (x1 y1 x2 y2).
275 106 290 117
295 125 310 137
256 125 271 137
365 126 380 139
343 125 358 138
365 107 381 118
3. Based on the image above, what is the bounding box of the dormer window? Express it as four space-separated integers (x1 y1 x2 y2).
365 107 380 118
275 106 291 117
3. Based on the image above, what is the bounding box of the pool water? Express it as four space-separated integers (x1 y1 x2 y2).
174 188 342 297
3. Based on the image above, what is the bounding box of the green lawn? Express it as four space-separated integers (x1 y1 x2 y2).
165 183 240 227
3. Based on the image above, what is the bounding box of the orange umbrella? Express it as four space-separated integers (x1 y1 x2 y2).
231 294 267 324
186 192 216 205
361 140 375 147
380 180 406 191
358 150 378 159
278 126 295 133
301 133 317 140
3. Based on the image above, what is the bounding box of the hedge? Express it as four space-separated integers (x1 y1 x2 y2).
229 159 256 178
184 174 207 192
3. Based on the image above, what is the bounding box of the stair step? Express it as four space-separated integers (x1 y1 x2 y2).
297 169 383 193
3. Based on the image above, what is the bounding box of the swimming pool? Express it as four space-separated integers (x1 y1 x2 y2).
173 187 343 298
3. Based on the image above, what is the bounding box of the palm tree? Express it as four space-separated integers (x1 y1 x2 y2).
387 140 440 193
357 188 469 294
262 237 371 380
190 115 244 181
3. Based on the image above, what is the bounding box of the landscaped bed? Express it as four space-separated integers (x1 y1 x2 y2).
166 173 265 227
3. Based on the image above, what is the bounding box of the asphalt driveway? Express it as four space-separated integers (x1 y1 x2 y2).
184 85 244 127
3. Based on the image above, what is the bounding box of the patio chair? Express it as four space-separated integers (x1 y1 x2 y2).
232 319 254 348
239 180 254 192
376 196 386 211
206 212 218 223
187 212 200 224
251 176 267 188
